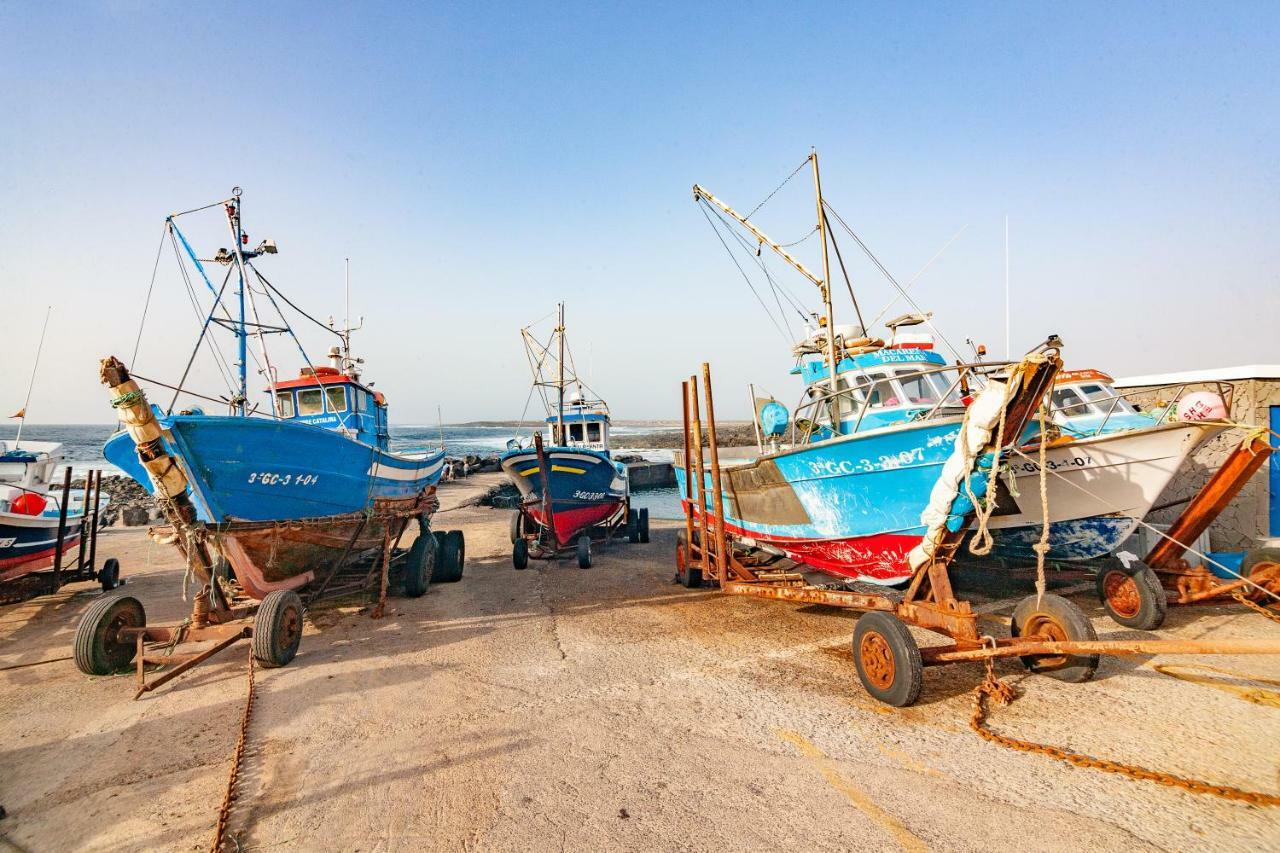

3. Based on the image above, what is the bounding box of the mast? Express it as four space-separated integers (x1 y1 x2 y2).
556 302 566 445
13 306 51 449
810 150 840 402
224 188 250 416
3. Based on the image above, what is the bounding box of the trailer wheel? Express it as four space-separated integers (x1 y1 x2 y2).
1096 558 1166 630
626 510 640 544
253 590 303 668
638 508 651 544
577 535 593 569
1242 547 1280 579
74 595 145 675
675 530 702 588
510 512 523 544
98 557 121 591
1010 593 1098 682
433 530 465 583
402 531 435 598
513 538 530 570
852 612 923 707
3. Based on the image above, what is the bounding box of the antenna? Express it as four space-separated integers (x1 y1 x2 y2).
13 306 52 449
344 257 351 360
438 405 446 450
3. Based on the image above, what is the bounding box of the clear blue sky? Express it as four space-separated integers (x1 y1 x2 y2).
2 2 1277 424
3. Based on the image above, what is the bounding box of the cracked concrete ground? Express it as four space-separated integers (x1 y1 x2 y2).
2 471 1279 851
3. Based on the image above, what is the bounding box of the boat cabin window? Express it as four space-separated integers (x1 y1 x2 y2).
1053 383 1139 418
297 389 324 415
275 391 295 418
568 423 585 442
897 372 940 405
326 386 347 413
587 422 602 443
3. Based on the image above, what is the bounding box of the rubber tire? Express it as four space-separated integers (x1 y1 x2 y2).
430 531 449 582
74 595 145 675
431 530 465 583
676 531 701 588
1241 546 1280 578
638 508 650 544
402 531 435 598
852 611 923 707
253 589 303 668
513 538 530 570
510 512 523 544
1095 559 1166 630
1010 593 1098 682
98 557 121 591
577 535 592 569
626 509 640 544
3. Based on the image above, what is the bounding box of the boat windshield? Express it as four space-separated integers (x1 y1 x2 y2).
1052 382 1139 419
275 391 295 418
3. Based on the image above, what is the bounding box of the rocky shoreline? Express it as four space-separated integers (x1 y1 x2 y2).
614 423 758 450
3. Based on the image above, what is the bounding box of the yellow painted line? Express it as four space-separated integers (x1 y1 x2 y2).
776 729 928 853
550 465 586 474
517 467 539 476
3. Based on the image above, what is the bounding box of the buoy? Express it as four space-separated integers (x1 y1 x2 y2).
1177 391 1227 422
11 493 47 515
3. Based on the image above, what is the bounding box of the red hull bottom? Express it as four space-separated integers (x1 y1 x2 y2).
0 536 84 582
686 505 916 584
526 501 625 547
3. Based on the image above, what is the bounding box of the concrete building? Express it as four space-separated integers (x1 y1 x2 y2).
1114 365 1280 551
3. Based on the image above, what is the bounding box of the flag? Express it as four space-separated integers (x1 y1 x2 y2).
9 408 23 419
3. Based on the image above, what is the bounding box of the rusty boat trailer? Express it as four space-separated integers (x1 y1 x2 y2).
675 362 1280 707
75 496 446 700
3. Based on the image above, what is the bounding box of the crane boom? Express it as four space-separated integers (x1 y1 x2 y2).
692 183 824 288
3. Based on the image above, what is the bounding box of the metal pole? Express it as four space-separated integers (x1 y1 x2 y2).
556 302 566 446
1004 215 1010 359
52 466 71 589
13 305 51 448
810 152 840 407
77 470 92 569
681 380 695 565
534 432 559 550
88 469 103 574
702 364 730 581
748 383 763 452
688 375 709 575
224 192 250 415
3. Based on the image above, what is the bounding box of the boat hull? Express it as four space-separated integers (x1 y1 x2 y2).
105 414 444 522
983 422 1221 561
0 512 83 582
674 417 971 585
500 447 628 545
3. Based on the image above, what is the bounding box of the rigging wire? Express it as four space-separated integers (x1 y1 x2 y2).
697 201 794 347
250 267 347 342
822 208 867 331
169 232 237 395
868 225 969 328
822 200 966 362
717 212 813 322
131 222 170 365
745 155 813 221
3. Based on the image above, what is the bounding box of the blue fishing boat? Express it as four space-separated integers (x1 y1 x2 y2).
100 190 444 603
500 303 635 569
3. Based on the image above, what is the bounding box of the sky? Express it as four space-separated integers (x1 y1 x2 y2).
1 1 1277 424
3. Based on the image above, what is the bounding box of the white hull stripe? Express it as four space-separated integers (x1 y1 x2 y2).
367 458 444 481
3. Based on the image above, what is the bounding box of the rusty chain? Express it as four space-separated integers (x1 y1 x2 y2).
1232 590 1280 624
970 656 1280 807
212 644 257 852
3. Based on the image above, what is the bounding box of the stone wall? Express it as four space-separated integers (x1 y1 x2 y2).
1122 378 1279 550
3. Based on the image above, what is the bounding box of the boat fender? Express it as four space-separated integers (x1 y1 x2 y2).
11 493 46 515
1177 391 1227 422
760 401 789 437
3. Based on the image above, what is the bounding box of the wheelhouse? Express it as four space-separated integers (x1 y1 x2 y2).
1049 369 1155 436
272 366 389 449
547 408 611 452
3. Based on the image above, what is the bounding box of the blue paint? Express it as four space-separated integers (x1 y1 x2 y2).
499 446 626 509
980 515 1138 561
1270 406 1279 536
104 411 442 523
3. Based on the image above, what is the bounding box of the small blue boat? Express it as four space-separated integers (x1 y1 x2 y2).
101 190 443 600
500 303 634 566
0 442 102 581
